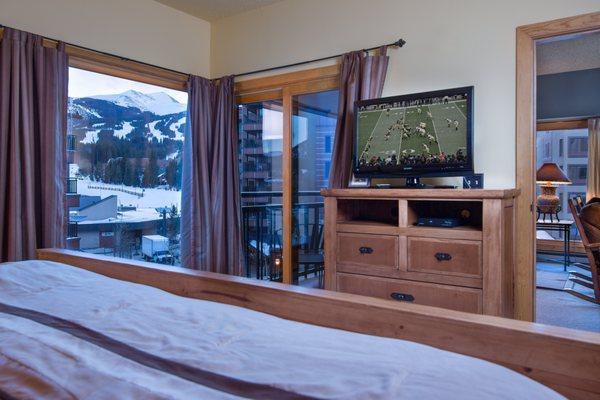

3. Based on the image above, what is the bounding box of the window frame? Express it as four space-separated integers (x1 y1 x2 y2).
535 118 590 250
235 65 340 284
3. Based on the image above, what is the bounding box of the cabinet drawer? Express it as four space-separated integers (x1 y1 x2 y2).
336 233 398 270
408 238 482 278
337 273 482 314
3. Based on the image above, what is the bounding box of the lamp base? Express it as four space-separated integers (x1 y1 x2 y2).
536 185 561 222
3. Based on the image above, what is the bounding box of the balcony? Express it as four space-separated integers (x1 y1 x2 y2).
241 191 324 284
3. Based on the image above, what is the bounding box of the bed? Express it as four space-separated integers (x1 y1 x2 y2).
1 250 599 399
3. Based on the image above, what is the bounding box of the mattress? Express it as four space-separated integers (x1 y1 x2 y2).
0 260 563 399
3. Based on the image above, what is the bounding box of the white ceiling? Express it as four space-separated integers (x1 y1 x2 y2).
154 0 284 22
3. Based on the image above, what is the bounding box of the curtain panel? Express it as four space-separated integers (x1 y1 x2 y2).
180 75 243 275
328 46 389 188
0 28 68 262
588 118 600 201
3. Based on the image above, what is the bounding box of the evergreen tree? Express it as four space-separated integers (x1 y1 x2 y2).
165 160 177 188
123 159 136 187
142 151 159 188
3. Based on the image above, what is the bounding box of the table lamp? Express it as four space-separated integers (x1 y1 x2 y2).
536 163 571 221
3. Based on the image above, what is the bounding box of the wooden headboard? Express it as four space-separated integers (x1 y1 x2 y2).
37 248 600 399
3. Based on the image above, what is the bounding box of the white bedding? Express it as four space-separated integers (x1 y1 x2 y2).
0 260 563 399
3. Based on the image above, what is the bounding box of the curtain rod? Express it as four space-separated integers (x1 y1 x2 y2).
0 24 190 78
233 38 406 78
0 24 405 80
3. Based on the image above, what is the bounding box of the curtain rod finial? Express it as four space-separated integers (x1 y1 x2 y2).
395 39 406 47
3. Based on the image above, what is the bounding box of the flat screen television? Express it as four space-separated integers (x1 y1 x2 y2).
354 86 474 187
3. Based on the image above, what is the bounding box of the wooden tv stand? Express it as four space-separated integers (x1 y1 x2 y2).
321 188 519 317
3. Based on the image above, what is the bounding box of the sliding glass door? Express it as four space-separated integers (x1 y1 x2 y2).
291 90 339 287
238 100 284 281
237 69 339 287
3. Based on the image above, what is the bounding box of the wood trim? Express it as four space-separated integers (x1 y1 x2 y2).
237 89 283 105
515 12 600 322
321 188 519 199
36 249 600 400
537 119 589 131
515 27 537 322
537 239 586 255
519 12 600 39
235 64 340 97
282 87 293 284
68 46 188 91
0 27 188 91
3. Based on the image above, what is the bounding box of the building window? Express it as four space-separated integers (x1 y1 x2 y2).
558 138 564 157
567 164 587 185
536 128 588 240
568 137 588 158
67 67 187 265
323 160 331 180
324 135 332 153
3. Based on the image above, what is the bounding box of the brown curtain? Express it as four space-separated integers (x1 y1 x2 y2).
328 46 389 188
588 118 600 201
0 28 68 262
180 75 243 275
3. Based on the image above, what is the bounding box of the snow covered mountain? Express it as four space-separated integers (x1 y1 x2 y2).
88 90 186 116
68 92 187 145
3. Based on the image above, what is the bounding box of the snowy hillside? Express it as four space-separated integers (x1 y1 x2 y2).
89 90 186 116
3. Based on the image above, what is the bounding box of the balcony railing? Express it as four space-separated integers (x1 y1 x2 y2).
241 191 324 282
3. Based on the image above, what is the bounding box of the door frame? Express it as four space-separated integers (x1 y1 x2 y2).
235 65 340 283
515 11 600 321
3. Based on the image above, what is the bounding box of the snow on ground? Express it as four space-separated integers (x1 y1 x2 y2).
81 129 101 144
92 123 105 128
113 121 134 139
169 117 186 141
78 208 164 225
166 151 179 160
146 120 168 142
77 178 181 210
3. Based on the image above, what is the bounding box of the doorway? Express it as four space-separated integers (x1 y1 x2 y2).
515 12 600 324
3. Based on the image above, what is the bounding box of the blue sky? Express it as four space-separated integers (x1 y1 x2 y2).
68 67 188 104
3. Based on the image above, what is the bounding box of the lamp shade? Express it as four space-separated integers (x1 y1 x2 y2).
536 163 571 185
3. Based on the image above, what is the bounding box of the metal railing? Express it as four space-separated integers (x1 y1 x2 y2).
241 191 324 281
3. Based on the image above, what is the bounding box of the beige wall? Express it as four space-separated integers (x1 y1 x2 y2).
211 0 600 188
0 0 210 77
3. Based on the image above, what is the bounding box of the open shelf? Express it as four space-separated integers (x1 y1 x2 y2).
337 198 399 227
406 200 483 231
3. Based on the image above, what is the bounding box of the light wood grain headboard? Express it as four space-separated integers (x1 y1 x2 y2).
37 248 600 399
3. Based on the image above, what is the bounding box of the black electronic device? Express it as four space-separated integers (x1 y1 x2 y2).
463 173 484 189
416 217 462 228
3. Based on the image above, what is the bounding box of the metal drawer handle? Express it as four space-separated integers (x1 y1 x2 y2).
435 252 452 261
359 246 373 254
391 292 415 302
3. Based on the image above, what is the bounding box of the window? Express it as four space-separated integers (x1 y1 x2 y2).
236 65 340 286
568 164 587 185
559 138 564 157
66 67 187 266
536 128 588 241
568 137 588 158
323 160 331 180
324 135 332 153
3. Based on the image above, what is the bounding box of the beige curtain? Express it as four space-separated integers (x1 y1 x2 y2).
588 118 600 201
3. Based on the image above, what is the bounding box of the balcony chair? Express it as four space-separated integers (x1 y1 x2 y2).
567 197 600 304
